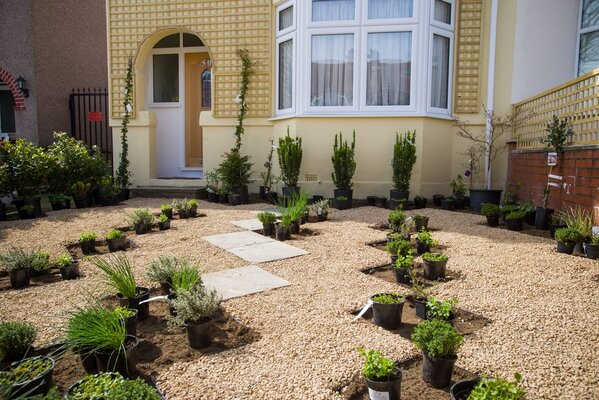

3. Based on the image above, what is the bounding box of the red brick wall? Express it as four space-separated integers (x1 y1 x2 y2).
507 143 599 224
0 68 26 111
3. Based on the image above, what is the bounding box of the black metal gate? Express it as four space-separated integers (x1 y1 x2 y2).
69 88 112 169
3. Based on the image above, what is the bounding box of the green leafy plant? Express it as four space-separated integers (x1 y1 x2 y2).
0 322 36 362
48 192 71 203
173 199 191 214
387 239 412 257
92 254 137 298
0 247 50 272
147 256 180 285
71 181 91 200
168 285 221 328
417 229 438 247
411 319 463 359
2 139 50 198
310 199 330 216
106 230 124 240
277 127 303 188
288 191 309 222
331 130 356 190
398 218 415 238
388 209 407 233
410 269 430 299
467 373 526 400
480 203 500 217
217 148 253 189
67 372 161 400
591 236 599 245
0 357 52 385
372 293 405 304
554 227 584 244
56 253 74 268
540 115 573 154
357 347 397 382
158 214 169 224
187 199 198 209
113 307 135 319
260 138 277 191
108 376 162 400
414 195 426 201
279 212 293 228
65 302 126 354
116 57 134 189
422 252 448 263
79 232 97 243
160 204 172 213
519 203 535 213
257 212 277 225
506 210 526 220
427 297 458 320
394 254 414 270
128 209 154 226
557 205 593 239
450 175 467 199
171 264 202 293
392 130 417 192
504 182 521 205
336 195 348 201
47 132 95 195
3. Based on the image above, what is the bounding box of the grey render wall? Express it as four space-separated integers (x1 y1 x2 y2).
0 0 38 143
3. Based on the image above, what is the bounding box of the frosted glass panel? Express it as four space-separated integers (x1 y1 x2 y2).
311 34 354 106
368 0 413 19
431 34 450 108
153 54 179 103
279 39 293 110
434 0 452 24
279 6 294 30
312 0 355 22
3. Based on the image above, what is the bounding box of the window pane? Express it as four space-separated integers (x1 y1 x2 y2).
312 0 355 22
311 34 354 107
201 70 211 108
368 0 413 19
153 54 179 102
434 0 452 24
154 33 180 48
582 0 599 28
279 6 294 31
366 32 411 106
579 31 599 75
183 33 203 47
279 40 293 110
431 34 450 109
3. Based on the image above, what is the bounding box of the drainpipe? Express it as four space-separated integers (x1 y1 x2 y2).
485 0 498 190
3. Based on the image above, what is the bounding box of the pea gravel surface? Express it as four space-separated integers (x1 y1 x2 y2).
0 199 598 399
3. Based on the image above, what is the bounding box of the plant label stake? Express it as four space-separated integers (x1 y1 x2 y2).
139 295 168 305
351 300 373 322
368 388 390 400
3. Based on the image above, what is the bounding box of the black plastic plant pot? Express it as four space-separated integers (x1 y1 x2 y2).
9 269 30 288
134 222 149 235
375 197 387 208
17 206 36 220
290 219 301 234
414 198 427 209
219 194 229 204
160 281 172 296
454 198 466 210
584 243 599 260
524 211 536 226
107 237 127 252
50 201 65 211
231 185 249 204
123 309 138 337
334 188 353 201
80 240 96 255
414 298 428 319
0 203 6 221
158 220 171 231
79 352 98 374
450 379 479 400
263 223 275 236
364 370 402 400
73 197 89 209
423 260 447 280
167 292 177 316
207 192 219 203
228 194 241 206
189 206 198 217
388 198 406 211
486 215 500 227
390 190 409 201
469 189 502 213
117 287 150 321
94 335 139 377
259 186 266 200
390 255 398 265
301 212 309 224
179 210 190 219
556 241 575 254
60 262 80 280
422 353 457 388
549 223 566 239
266 192 278 204
282 186 300 198
535 207 554 230
162 209 173 220
3 356 55 397
393 268 411 284
185 317 212 349
366 196 376 206
317 214 328 222
414 217 429 232
334 198 352 210
416 241 430 255
119 188 130 201
432 195 445 207
441 199 456 211
370 294 405 330
506 218 523 231
275 224 290 241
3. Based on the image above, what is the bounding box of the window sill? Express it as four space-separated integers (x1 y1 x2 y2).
269 111 453 121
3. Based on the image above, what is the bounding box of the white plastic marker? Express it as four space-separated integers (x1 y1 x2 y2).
548 174 563 180
139 295 168 305
368 388 390 400
352 299 373 322
548 182 561 188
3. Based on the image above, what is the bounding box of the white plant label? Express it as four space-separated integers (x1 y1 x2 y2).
368 388 390 400
351 300 373 322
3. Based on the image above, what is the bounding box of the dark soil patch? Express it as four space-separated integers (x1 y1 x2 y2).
361 263 461 287
351 297 490 338
296 227 321 237
66 239 135 259
337 355 478 400
0 269 64 292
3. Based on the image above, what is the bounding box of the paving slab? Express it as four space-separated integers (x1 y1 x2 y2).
202 231 273 250
202 265 291 300
228 241 309 264
231 219 263 231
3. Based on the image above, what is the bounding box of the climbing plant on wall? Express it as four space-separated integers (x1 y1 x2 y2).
116 57 133 191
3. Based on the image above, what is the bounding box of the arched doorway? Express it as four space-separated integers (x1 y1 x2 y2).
146 32 212 178
0 81 16 140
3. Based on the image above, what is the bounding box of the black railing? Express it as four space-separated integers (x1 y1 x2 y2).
69 88 112 170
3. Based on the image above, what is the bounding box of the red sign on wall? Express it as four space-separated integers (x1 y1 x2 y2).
88 112 103 122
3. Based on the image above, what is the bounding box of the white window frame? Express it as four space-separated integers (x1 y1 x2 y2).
430 0 454 29
362 0 418 25
427 27 454 115
308 0 360 27
277 1 297 36
360 25 418 113
576 0 599 76
276 32 297 115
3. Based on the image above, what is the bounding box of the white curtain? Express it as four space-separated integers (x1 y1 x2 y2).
279 6 294 31
433 0 452 24
431 34 450 109
368 0 413 19
312 0 355 22
366 32 411 106
311 34 354 106
279 39 293 110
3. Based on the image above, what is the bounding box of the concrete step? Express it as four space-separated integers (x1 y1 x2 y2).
131 186 206 199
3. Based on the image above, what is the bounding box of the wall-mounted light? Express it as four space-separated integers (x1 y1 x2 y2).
16 76 29 98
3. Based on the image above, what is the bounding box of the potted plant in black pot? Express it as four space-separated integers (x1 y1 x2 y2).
160 203 173 220
79 232 97 254
441 197 456 211
357 347 402 400
114 307 138 338
187 199 199 217
426 297 458 322
334 195 351 210
387 239 412 265
218 187 230 204
92 255 150 321
157 214 171 231
168 285 221 349
370 293 405 330
65 372 163 399
128 209 153 234
277 127 303 199
432 194 445 207
331 130 356 209
413 214 429 231
451 373 525 400
549 214 566 239
422 252 448 280
174 199 191 219
0 321 37 363
147 256 181 295
450 175 467 209
410 270 430 319
310 199 330 222
554 228 582 255
0 356 55 397
0 247 35 289
205 171 220 203
48 193 71 211
411 319 464 388
388 209 407 235
71 181 91 209
390 130 416 206
505 210 526 231
0 164 9 221
275 213 293 241
500 204 520 223
99 176 119 206
584 236 599 260
259 138 277 201
106 230 127 252
414 195 427 209
257 211 277 236
520 203 536 226
481 203 500 227
393 254 413 284
416 229 438 255
56 253 80 280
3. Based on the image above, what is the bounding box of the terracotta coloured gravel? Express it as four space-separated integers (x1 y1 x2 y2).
0 199 598 399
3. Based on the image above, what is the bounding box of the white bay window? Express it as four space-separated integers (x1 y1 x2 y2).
578 0 599 75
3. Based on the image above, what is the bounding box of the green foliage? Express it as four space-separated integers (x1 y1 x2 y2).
187 199 198 208
257 212 277 224
0 357 52 385
310 199 330 216
414 195 426 201
287 191 308 222
427 297 458 320
540 115 573 154
172 199 191 214
79 232 97 243
108 377 162 400
410 269 429 299
372 293 405 304
0 163 10 198
417 229 438 247
392 130 417 192
388 209 407 233
99 175 119 199
56 253 74 268
481 203 500 217
160 204 172 213
422 252 448 263
591 235 599 245
168 285 221 327
336 196 348 201
467 373 525 400
387 239 412 256
71 181 91 199
554 227 584 244
217 148 253 189
394 254 414 270
331 130 356 190
92 254 137 299
234 49 254 149
0 322 36 362
504 182 521 205
260 138 277 189
557 205 593 238
147 256 180 284
48 192 71 203
158 214 169 223
506 210 526 220
357 347 397 382
519 203 535 213
67 372 162 400
450 175 467 199
106 230 124 240
171 264 202 293
411 320 463 358
0 247 50 272
277 127 303 187
116 57 134 189
47 132 92 194
113 307 135 319
65 302 127 353
128 209 154 226
2 139 49 198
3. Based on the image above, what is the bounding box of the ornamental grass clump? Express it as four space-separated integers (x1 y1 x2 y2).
0 247 51 272
170 263 202 293
0 322 37 362
257 211 277 225
65 303 127 354
79 232 97 243
128 209 153 226
92 254 137 299
557 205 593 239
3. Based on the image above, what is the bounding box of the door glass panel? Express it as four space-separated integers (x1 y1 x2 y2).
154 34 180 48
202 69 211 108
153 54 179 102
183 33 203 47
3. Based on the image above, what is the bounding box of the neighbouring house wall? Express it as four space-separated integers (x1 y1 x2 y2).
507 145 599 224
511 0 580 104
0 0 38 143
32 0 108 146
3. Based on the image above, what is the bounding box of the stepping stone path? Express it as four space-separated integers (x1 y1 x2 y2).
202 265 290 300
